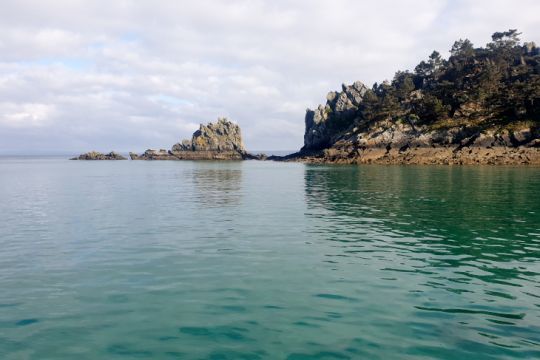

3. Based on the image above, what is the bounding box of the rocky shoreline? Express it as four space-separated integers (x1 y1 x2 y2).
129 149 265 161
70 117 540 164
277 32 540 166
283 146 540 165
71 30 540 166
71 92 540 166
280 121 540 165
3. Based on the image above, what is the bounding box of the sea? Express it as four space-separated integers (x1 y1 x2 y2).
0 157 539 359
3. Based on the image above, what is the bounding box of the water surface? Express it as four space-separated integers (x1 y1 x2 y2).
0 159 539 359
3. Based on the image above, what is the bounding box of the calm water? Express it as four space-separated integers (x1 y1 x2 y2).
0 158 539 359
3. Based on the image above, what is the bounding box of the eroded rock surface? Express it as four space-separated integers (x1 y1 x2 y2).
283 76 540 165
287 120 540 165
303 81 368 151
130 118 258 160
71 151 127 160
172 118 245 153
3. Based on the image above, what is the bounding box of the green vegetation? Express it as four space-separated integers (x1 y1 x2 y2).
360 30 540 130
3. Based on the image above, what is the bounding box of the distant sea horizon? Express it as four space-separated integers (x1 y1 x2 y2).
0 149 297 158
1 156 539 359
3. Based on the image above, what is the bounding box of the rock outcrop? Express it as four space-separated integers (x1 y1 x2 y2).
130 118 260 160
288 114 540 165
70 151 127 160
303 81 368 151
336 125 537 165
284 31 540 165
273 75 540 165
172 118 245 153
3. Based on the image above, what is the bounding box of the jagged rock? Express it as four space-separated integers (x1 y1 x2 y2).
70 151 127 160
172 117 245 153
283 115 540 165
285 30 540 165
129 152 140 160
473 132 496 147
171 139 193 152
303 105 330 150
243 153 268 160
131 118 259 161
512 129 532 144
130 149 171 160
303 81 368 151
494 130 513 146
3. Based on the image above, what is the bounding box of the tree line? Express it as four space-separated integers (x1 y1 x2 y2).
357 30 540 130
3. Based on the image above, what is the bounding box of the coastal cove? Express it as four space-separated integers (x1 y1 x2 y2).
1 158 539 358
3 2 540 360
71 30 540 166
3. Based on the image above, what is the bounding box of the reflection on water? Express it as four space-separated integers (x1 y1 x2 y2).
0 160 539 359
189 164 243 208
304 165 540 354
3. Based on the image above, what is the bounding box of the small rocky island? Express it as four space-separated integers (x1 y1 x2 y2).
130 118 263 160
282 30 540 165
71 118 264 161
72 30 539 165
70 151 127 160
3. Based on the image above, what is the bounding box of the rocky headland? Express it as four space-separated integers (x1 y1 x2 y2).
130 118 263 160
70 151 127 160
280 30 540 165
72 30 540 166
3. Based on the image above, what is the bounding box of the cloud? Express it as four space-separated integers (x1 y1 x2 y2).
0 0 539 153
0 103 56 128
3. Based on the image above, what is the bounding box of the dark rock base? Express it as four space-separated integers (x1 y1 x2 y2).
71 151 127 160
129 150 265 161
282 146 540 165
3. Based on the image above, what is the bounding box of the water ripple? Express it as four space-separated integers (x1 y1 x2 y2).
0 160 539 358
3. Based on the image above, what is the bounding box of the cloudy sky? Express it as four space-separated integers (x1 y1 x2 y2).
0 0 539 153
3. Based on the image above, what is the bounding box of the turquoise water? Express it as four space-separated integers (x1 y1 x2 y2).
0 158 539 359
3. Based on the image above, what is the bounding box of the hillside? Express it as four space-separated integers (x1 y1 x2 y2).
294 30 540 165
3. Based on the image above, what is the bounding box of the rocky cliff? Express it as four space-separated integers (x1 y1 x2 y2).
295 117 540 165
292 81 540 165
289 30 540 165
130 118 260 160
303 81 368 151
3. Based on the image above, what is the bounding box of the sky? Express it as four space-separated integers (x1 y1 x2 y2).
0 0 539 153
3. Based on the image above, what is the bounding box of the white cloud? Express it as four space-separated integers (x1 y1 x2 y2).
0 0 539 153
0 103 56 128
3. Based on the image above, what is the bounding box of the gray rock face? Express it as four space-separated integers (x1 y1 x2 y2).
297 78 540 165
129 149 170 160
70 151 127 160
304 105 330 150
171 118 245 153
303 81 368 151
131 118 253 160
289 121 540 165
